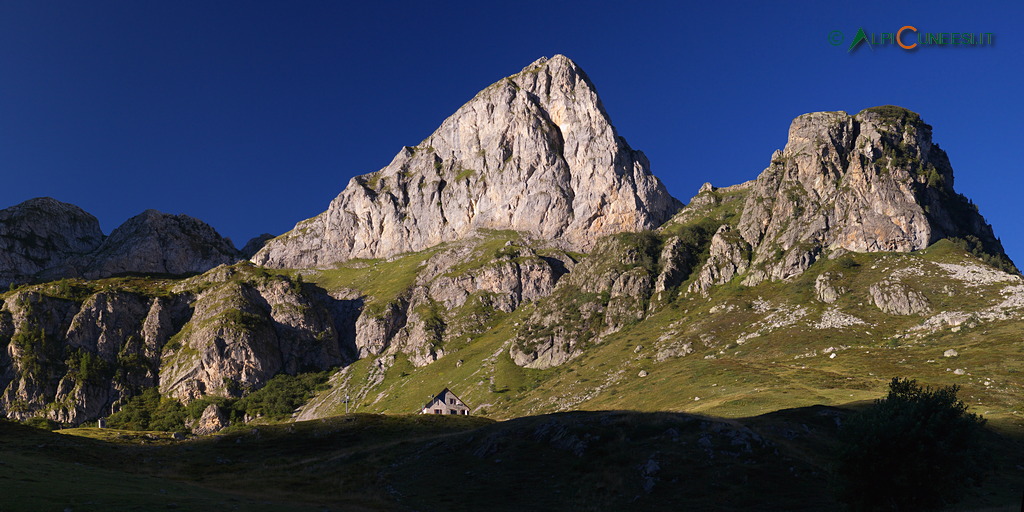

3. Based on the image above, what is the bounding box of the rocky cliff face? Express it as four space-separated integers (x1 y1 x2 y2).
253 55 681 269
0 288 166 424
0 198 104 288
731 106 1012 285
0 264 360 424
0 200 242 286
158 265 356 402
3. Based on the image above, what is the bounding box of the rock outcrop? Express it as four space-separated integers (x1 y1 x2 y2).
511 233 684 369
0 198 104 288
0 264 361 424
192 403 228 435
689 225 750 296
159 265 356 402
814 272 847 304
735 107 1012 286
868 279 931 315
80 210 239 279
653 236 694 302
253 55 681 269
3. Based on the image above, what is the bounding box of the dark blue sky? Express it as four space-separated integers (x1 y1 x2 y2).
1 1 1021 263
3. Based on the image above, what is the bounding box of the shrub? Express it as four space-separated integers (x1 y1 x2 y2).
23 417 59 430
231 371 330 422
834 377 988 511
107 372 331 431
107 388 186 432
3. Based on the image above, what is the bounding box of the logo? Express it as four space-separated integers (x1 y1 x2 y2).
829 27 994 53
848 28 871 52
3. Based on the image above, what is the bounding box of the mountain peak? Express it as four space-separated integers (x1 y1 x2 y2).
81 209 239 278
519 54 578 72
254 56 681 268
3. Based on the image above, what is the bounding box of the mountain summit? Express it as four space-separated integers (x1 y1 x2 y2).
253 55 682 268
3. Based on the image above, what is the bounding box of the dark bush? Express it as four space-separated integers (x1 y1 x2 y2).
834 377 988 511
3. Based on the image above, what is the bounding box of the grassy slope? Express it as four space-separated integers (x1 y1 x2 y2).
302 238 1023 432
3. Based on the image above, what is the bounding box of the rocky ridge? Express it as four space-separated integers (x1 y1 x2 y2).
79 209 239 279
0 199 243 286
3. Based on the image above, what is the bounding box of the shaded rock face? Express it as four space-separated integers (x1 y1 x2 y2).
0 199 242 286
511 233 692 369
159 267 356 402
240 233 276 259
0 290 185 425
0 265 361 424
0 198 104 288
81 210 239 279
253 55 681 269
351 239 572 367
735 107 1011 286
192 403 228 435
653 237 689 297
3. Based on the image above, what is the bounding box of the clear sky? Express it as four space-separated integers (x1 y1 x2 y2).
1 1 1021 263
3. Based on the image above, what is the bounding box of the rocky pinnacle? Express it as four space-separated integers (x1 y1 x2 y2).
253 55 682 268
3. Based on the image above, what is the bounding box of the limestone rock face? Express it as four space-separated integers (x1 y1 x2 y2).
0 290 169 425
689 225 751 296
653 236 694 301
0 198 104 287
736 107 1011 286
159 267 355 402
868 279 931 315
253 55 681 268
81 210 239 279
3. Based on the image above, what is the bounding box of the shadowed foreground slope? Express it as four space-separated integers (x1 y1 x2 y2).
2 407 1021 511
